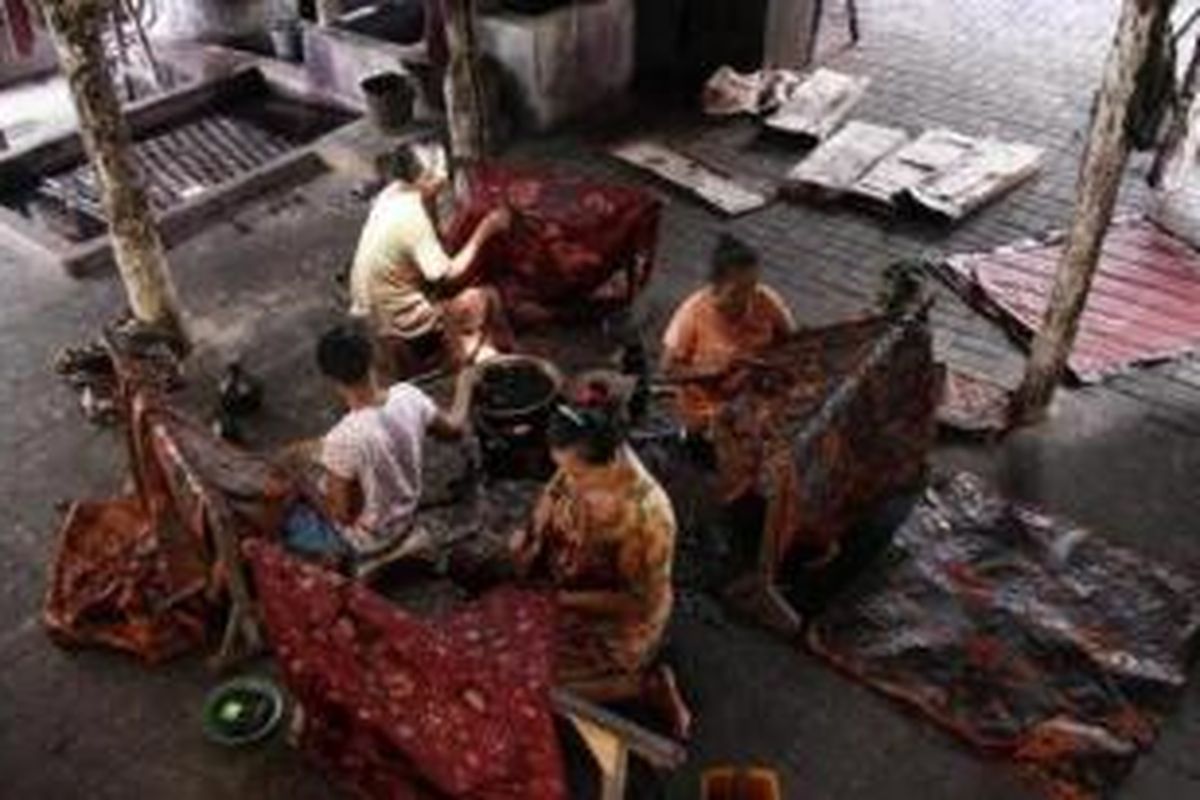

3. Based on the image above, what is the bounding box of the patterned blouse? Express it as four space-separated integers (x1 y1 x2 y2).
528 447 677 681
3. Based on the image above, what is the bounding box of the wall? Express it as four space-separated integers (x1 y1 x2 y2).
150 0 293 42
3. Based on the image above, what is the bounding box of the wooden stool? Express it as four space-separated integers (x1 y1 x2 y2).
553 689 687 800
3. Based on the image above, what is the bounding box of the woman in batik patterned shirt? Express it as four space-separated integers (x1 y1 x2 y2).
510 399 691 738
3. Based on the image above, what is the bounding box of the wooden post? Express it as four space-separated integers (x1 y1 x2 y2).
1012 0 1172 422
42 0 187 345
443 0 488 184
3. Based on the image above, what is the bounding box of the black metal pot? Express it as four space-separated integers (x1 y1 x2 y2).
471 355 563 481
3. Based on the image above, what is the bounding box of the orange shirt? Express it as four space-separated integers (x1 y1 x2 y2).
662 284 796 431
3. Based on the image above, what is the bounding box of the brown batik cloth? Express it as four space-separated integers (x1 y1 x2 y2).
711 311 939 567
809 471 1200 800
44 354 295 663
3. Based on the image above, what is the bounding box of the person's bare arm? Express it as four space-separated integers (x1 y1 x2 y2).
324 473 363 527
557 589 643 618
427 366 478 440
419 207 511 285
449 207 510 281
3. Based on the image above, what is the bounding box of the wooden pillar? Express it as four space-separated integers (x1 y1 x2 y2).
42 0 186 345
1012 0 1171 422
443 0 488 184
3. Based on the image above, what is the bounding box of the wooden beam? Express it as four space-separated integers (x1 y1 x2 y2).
1012 0 1173 422
551 688 687 771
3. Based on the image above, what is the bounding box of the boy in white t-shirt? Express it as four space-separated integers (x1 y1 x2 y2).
311 324 475 561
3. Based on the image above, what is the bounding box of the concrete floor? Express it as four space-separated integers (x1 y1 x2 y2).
3 0 1200 798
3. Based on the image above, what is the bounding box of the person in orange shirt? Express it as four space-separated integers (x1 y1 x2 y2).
660 234 797 438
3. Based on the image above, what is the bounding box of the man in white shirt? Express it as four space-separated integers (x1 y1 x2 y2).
348 145 515 369
314 324 475 562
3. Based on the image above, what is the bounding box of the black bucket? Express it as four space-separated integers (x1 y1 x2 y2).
472 356 563 482
360 72 415 133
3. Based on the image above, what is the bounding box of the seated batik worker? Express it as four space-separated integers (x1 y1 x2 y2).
284 325 475 572
661 234 797 437
348 145 516 371
509 400 692 739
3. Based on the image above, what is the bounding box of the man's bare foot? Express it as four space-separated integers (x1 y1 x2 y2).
644 664 692 741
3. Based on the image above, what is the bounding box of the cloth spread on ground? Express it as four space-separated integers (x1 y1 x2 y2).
246 541 566 800
808 472 1200 800
939 217 1200 382
44 391 294 662
444 163 661 325
711 310 938 564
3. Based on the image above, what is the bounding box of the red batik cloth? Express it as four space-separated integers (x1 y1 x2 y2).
445 163 661 325
246 541 566 800
44 389 292 664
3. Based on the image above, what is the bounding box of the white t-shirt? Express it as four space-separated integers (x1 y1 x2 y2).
321 383 438 553
348 185 453 339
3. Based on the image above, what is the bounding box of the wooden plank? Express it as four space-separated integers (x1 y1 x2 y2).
611 140 771 216
550 688 686 770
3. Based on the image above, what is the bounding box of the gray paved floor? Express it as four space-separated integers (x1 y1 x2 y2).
3 1 1200 798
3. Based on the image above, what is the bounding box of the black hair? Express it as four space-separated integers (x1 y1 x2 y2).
316 324 373 385
377 145 426 184
709 233 760 284
547 402 625 465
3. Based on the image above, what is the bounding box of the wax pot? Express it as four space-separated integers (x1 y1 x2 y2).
471 355 563 481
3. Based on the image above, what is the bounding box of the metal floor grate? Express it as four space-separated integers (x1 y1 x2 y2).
37 113 293 223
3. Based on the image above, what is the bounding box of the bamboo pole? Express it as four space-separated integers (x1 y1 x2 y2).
42 0 187 347
1012 0 1172 423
